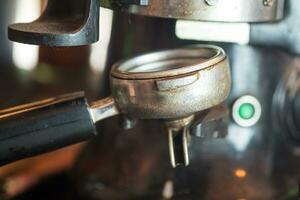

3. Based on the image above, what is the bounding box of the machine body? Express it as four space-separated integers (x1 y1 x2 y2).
3 0 300 199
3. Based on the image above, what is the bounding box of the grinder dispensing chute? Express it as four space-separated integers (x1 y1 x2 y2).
7 0 285 46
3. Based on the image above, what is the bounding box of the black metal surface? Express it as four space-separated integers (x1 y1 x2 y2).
0 92 97 166
191 105 229 138
250 0 300 55
8 0 100 46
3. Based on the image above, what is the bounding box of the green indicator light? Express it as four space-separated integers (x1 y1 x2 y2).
239 103 255 120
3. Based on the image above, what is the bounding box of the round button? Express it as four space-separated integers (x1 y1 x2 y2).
232 95 261 127
239 103 255 120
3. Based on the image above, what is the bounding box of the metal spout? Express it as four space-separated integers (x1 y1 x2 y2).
165 116 194 168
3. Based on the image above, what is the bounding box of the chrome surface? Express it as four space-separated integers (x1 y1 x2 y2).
167 126 190 168
108 46 230 167
110 46 231 119
111 46 225 79
87 46 231 167
91 46 230 120
166 115 194 167
101 0 285 22
89 97 119 123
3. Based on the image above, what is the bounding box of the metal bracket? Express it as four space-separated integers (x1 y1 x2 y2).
191 105 229 138
8 0 100 46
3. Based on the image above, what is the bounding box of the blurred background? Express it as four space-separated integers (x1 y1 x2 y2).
1 1 300 199
0 0 113 198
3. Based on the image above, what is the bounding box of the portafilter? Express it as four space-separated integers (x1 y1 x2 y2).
0 45 231 167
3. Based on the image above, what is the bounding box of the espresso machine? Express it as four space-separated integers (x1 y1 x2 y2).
1 0 300 199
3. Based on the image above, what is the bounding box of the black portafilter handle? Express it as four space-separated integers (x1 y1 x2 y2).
0 92 97 166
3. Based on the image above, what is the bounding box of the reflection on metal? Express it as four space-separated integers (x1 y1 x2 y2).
102 0 285 22
0 92 85 119
166 116 194 167
176 0 300 56
110 46 231 119
109 46 231 167
89 97 120 123
167 128 190 168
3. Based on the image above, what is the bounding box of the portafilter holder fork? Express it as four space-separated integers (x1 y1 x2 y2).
0 45 231 167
